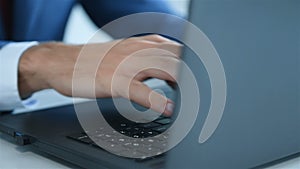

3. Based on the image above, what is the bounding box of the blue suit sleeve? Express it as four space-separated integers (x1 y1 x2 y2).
80 0 180 28
79 0 184 39
0 41 10 48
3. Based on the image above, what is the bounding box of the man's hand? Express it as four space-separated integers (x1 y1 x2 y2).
18 35 181 115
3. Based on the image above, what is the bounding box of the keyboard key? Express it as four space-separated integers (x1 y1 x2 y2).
152 126 169 133
136 146 163 156
68 133 93 144
139 130 159 137
133 134 140 138
80 137 93 144
138 122 160 129
154 116 166 121
121 149 147 159
68 133 87 140
154 118 172 125
120 123 127 127
119 130 126 134
151 140 168 149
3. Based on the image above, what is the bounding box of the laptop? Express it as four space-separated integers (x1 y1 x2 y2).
0 0 299 168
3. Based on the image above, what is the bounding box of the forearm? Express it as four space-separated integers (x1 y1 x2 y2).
18 42 81 99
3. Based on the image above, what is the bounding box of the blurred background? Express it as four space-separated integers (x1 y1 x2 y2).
15 0 191 113
64 0 190 44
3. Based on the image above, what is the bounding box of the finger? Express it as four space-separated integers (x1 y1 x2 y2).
158 43 182 57
140 34 173 43
140 34 182 47
127 80 174 116
136 68 177 82
140 35 182 55
137 42 182 59
127 54 179 83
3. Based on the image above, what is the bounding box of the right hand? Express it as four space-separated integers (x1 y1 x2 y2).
18 35 181 115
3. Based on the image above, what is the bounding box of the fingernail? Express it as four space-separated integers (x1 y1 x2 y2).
164 102 174 116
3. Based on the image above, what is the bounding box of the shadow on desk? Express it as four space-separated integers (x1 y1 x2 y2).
0 133 83 169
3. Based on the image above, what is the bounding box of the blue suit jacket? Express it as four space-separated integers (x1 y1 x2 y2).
0 0 178 47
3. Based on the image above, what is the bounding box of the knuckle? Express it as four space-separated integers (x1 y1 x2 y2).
150 34 163 39
137 40 158 49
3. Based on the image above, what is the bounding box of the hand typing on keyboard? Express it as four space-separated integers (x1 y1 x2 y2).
19 35 180 116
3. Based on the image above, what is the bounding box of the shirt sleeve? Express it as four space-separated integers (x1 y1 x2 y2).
0 42 38 111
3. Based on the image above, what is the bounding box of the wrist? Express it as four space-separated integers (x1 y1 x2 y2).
18 42 82 99
18 44 48 98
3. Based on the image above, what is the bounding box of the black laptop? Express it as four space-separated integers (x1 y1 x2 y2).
0 0 300 168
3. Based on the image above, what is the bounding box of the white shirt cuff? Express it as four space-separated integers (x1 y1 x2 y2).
0 42 38 111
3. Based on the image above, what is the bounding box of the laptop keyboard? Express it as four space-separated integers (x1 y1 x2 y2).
67 116 172 159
